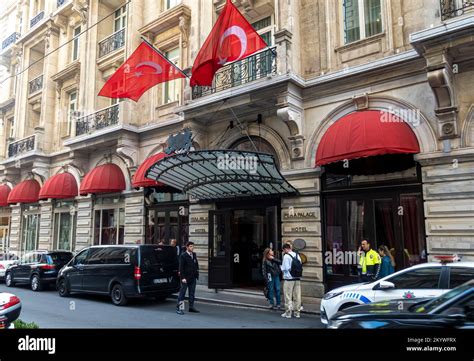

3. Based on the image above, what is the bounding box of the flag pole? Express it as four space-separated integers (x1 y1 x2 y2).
140 36 190 78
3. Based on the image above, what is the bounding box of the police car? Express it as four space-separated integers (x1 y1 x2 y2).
320 257 474 325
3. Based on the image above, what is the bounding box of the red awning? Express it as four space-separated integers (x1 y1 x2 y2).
39 173 78 200
315 110 420 166
0 185 11 207
80 163 126 195
132 152 167 188
7 179 41 204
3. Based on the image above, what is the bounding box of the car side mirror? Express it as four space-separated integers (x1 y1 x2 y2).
373 281 395 290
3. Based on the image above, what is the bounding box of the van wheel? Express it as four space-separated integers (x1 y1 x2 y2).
111 284 128 306
57 278 70 297
31 275 43 292
5 272 14 287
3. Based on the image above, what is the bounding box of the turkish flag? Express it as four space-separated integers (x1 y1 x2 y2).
190 0 267 86
99 41 186 102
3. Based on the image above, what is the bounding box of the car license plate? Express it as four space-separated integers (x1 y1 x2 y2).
153 278 168 284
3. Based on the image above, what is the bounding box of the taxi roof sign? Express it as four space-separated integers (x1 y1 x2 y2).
434 254 461 264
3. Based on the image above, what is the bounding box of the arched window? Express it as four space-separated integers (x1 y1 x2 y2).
229 137 280 168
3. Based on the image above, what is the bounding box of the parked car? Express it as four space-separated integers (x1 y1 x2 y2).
327 280 474 329
0 253 18 281
321 261 474 324
56 245 180 306
5 251 73 291
0 292 21 329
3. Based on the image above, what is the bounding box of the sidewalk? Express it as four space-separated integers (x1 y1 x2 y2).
171 285 321 315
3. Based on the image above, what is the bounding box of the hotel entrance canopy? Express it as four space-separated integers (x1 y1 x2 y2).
145 150 298 201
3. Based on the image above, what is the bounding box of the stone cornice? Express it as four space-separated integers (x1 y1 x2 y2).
138 4 191 39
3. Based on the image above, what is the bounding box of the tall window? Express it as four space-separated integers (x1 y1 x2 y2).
114 5 127 33
164 0 181 11
22 213 40 252
163 48 180 104
64 91 77 137
343 0 382 44
7 117 14 139
72 26 81 61
94 208 125 245
252 16 273 46
54 202 76 251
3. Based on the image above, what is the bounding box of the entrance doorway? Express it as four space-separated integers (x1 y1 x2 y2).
208 200 280 289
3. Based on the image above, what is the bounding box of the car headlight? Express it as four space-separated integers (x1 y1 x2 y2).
323 291 344 300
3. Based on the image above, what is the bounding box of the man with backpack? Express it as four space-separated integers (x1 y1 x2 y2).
280 243 303 318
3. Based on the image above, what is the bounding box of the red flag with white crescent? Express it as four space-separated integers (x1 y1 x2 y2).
98 41 186 102
190 0 267 87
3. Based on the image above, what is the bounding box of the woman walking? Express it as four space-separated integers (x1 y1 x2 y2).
262 248 282 310
377 245 395 279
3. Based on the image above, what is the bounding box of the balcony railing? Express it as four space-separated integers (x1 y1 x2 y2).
2 32 20 50
98 28 126 58
57 0 68 7
75 104 120 136
29 75 43 95
192 47 277 99
30 11 45 28
8 135 36 158
441 0 474 20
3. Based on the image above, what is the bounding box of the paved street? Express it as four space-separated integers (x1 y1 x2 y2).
0 284 323 328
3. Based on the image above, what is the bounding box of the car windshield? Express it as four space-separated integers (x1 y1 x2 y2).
414 283 472 313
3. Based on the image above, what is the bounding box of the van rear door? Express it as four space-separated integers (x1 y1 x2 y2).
139 245 179 293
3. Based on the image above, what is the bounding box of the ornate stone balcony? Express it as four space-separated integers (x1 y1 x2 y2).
75 104 120 136
441 0 474 20
192 47 277 99
98 28 126 58
7 135 36 158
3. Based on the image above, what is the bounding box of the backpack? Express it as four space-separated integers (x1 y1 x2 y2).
288 252 303 278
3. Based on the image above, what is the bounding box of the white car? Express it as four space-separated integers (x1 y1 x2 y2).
320 262 474 324
0 292 21 329
0 253 18 280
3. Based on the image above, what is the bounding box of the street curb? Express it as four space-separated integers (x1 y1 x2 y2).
169 294 320 315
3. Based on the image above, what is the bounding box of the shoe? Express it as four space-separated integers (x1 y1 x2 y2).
281 312 292 319
189 307 200 313
294 313 301 318
176 310 184 315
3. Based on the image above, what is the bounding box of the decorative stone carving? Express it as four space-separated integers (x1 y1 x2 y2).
53 14 68 35
117 145 138 168
179 15 189 48
72 0 89 24
352 93 369 110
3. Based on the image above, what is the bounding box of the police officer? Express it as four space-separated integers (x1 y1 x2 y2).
358 239 381 282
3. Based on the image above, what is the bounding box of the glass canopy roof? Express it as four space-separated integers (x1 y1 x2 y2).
145 150 298 201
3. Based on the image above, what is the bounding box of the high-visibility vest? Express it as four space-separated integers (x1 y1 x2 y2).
359 249 381 274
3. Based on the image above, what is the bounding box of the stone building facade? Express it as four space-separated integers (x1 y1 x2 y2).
0 0 473 302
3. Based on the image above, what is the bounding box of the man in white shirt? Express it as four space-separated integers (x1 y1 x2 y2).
280 243 302 318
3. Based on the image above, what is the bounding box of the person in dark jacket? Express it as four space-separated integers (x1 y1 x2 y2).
377 245 395 279
262 248 282 310
177 241 200 315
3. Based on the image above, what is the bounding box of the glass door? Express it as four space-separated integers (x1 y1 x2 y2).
208 210 232 289
22 214 40 252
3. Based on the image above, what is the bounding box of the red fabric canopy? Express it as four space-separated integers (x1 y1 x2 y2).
39 172 78 200
315 110 420 166
0 185 11 207
7 179 41 204
80 164 126 195
132 152 167 188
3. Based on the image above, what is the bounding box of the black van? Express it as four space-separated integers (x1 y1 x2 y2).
56 245 180 306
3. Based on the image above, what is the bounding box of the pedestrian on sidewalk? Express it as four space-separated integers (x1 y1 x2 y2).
176 241 200 315
262 248 282 310
280 243 303 319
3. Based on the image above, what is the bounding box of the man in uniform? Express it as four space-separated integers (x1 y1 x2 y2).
358 239 381 282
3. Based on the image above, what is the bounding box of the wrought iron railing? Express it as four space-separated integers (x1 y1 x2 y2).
29 75 43 95
192 47 277 99
98 28 126 58
75 104 120 136
8 135 36 158
30 11 45 28
57 0 68 7
2 32 20 50
441 0 474 20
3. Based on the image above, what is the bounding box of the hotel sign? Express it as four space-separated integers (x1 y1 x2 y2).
282 208 319 220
